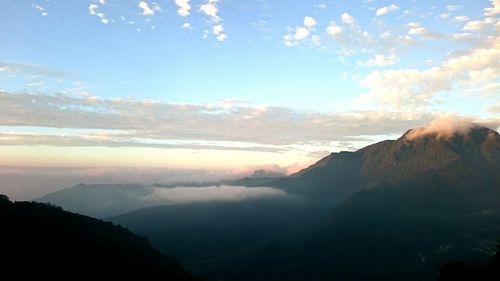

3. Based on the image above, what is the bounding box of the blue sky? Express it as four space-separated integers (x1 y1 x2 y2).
0 0 499 172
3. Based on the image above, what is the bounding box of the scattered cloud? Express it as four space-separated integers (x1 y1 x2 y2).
462 18 496 31
88 3 109 24
326 21 343 38
33 4 48 17
376 4 399 17
174 0 191 17
454 15 470 22
484 0 500 16
358 36 500 109
363 54 399 66
407 22 443 39
284 16 318 46
212 24 227 41
303 16 317 28
294 27 309 40
182 22 191 29
199 0 226 41
341 12 356 26
138 1 161 16
200 0 220 21
89 4 98 15
314 3 327 10
0 62 65 77
436 13 450 20
446 5 462 12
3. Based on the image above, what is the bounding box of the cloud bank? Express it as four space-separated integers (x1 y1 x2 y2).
0 90 443 149
405 115 494 140
144 185 286 204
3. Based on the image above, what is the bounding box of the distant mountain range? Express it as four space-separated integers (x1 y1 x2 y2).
34 172 285 218
32 124 500 280
0 194 197 280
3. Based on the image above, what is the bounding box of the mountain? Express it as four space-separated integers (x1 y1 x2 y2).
32 124 500 280
249 169 284 179
109 197 327 279
438 244 500 281
0 194 197 280
230 126 500 281
270 125 499 203
35 183 160 218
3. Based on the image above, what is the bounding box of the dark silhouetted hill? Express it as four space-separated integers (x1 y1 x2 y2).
0 194 197 280
109 197 327 279
438 244 500 281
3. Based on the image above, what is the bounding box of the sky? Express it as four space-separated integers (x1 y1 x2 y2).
0 0 499 199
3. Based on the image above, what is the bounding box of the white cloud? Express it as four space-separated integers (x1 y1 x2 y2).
284 16 318 45
454 15 470 22
212 24 224 35
358 36 500 109
0 90 442 146
33 4 48 17
341 12 356 25
326 21 343 37
294 27 309 40
405 115 476 140
138 1 161 16
89 4 98 15
200 0 219 21
311 35 321 45
88 4 109 24
380 31 391 39
175 0 191 17
376 4 399 17
304 16 317 28
407 22 443 38
315 3 327 10
145 185 287 204
364 54 399 66
463 18 495 31
450 32 473 40
182 22 191 29
199 0 226 41
212 25 227 41
216 34 227 41
446 5 462 12
437 13 450 20
485 0 500 16
0 63 65 77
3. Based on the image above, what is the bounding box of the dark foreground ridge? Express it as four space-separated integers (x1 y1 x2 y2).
0 194 198 280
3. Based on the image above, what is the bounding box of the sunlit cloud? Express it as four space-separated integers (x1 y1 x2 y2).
175 0 191 17
138 1 161 16
0 90 444 147
376 4 399 17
